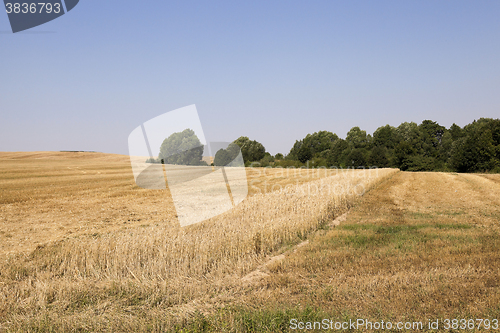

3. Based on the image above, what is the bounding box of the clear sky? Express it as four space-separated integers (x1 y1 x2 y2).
1 1 499 155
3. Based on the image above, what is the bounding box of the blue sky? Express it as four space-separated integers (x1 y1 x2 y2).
1 1 499 155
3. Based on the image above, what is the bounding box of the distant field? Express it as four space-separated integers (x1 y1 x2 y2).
0 152 394 332
0 151 344 256
0 152 170 256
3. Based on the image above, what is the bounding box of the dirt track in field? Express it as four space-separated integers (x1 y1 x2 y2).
233 171 500 322
347 171 500 229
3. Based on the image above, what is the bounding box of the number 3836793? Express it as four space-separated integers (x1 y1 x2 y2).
5 3 61 14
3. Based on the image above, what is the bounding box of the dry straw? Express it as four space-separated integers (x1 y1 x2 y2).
0 168 397 322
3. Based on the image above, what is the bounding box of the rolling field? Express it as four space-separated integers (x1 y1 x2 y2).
0 152 499 332
0 152 344 256
0 152 395 331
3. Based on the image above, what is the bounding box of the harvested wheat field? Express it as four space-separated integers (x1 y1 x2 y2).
0 152 396 331
203 172 500 332
0 152 346 256
1 153 499 332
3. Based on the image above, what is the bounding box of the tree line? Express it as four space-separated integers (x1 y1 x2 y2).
237 118 500 173
149 118 500 173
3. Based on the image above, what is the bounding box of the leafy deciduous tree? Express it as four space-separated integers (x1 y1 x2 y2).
158 129 206 166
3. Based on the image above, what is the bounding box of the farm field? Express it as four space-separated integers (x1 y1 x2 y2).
1 152 499 332
0 152 391 331
0 152 343 256
186 172 500 332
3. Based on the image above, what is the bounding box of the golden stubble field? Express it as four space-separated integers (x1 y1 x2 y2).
0 151 368 256
2 152 499 332
0 152 396 331
225 171 500 332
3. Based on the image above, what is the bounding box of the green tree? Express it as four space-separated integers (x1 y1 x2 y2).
346 127 368 149
373 125 398 149
418 120 446 169
394 141 416 171
325 139 349 167
258 152 275 167
297 145 313 163
394 122 434 170
158 129 207 166
303 131 339 156
368 146 389 167
287 131 339 162
450 121 496 172
214 143 241 166
233 136 266 163
449 123 464 141
489 119 500 147
347 149 366 168
397 122 421 145
419 120 445 146
214 149 230 166
439 131 454 168
286 140 302 160
280 117 500 172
